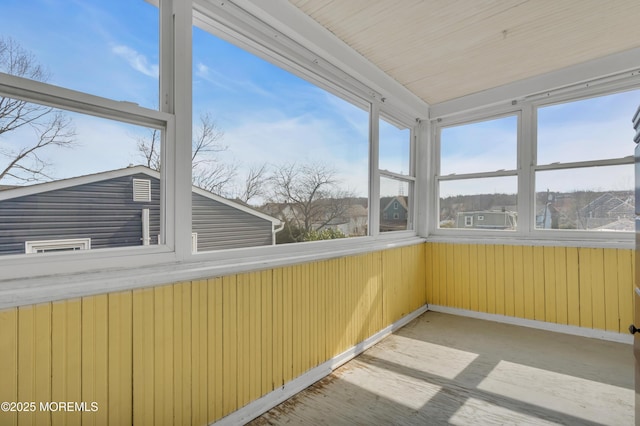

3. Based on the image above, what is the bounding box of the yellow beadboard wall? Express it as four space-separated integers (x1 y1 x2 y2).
425 242 635 334
0 244 426 426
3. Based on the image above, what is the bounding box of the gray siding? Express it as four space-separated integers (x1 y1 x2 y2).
192 192 273 251
0 172 274 256
0 173 160 255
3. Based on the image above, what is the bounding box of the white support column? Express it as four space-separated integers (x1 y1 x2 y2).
415 119 431 237
368 101 380 236
161 0 193 260
519 103 534 236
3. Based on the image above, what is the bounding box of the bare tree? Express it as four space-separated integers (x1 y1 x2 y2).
0 37 76 183
269 162 353 240
136 112 238 194
237 163 269 203
136 128 161 170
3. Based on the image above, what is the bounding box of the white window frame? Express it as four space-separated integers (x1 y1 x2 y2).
0 0 427 309
464 216 473 227
26 238 91 254
376 112 416 234
434 110 521 236
431 76 640 245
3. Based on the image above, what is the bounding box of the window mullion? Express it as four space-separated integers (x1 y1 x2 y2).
519 105 534 235
369 101 380 236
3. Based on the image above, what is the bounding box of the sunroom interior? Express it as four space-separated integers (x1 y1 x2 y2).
0 0 639 425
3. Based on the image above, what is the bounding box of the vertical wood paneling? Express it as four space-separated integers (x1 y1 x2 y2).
468 244 479 312
222 275 238 417
5 243 634 426
543 247 557 323
522 245 535 320
566 247 580 327
108 292 132 426
81 295 108 426
503 245 515 317
425 243 634 334
154 285 174 426
477 244 487 313
52 299 82 426
494 245 505 315
554 247 568 325
590 249 607 331
132 288 155 426
0 244 427 425
618 249 634 335
460 244 470 310
578 248 594 328
236 273 250 408
603 250 620 333
271 269 284 388
261 270 274 395
208 277 223 422
191 279 208 426
438 243 448 306
533 246 546 321
485 245 496 314
446 243 455 308
512 245 525 318
0 308 18 426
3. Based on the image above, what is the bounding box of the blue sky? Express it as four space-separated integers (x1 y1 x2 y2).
440 90 639 197
0 0 418 202
2 0 634 202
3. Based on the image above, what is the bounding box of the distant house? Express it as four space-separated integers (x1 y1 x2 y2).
380 196 409 231
0 166 281 255
578 192 634 230
455 210 517 230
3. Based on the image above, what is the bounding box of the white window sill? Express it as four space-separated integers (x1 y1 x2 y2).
427 233 634 249
0 233 425 310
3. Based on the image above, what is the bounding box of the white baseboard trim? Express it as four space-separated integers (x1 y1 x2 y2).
213 304 429 425
427 305 633 345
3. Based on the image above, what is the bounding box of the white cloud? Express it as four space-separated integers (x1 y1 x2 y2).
111 44 158 78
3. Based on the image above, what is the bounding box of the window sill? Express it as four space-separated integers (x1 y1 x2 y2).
0 233 425 310
427 233 634 249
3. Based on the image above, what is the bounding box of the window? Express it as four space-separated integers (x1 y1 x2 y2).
1 0 159 110
26 238 91 254
191 21 370 249
437 115 518 231
534 89 637 232
379 117 414 232
434 83 638 238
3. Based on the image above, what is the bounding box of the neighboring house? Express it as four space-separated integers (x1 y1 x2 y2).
261 198 366 237
381 196 409 231
455 210 517 230
578 192 634 230
0 166 281 255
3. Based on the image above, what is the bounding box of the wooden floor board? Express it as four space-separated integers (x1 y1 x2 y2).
251 312 633 426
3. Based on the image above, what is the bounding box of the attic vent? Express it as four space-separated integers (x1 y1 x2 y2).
133 179 151 202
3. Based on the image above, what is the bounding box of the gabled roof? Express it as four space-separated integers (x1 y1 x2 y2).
381 195 408 212
0 165 281 225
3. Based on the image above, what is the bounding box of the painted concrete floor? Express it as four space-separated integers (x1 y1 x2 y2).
250 311 634 425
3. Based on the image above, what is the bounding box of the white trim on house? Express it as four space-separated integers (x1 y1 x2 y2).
25 238 91 254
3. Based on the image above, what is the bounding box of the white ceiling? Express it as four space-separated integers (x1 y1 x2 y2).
288 0 640 106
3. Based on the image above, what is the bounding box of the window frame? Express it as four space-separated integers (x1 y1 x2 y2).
25 238 91 254
433 109 521 236
0 0 425 303
431 78 639 244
